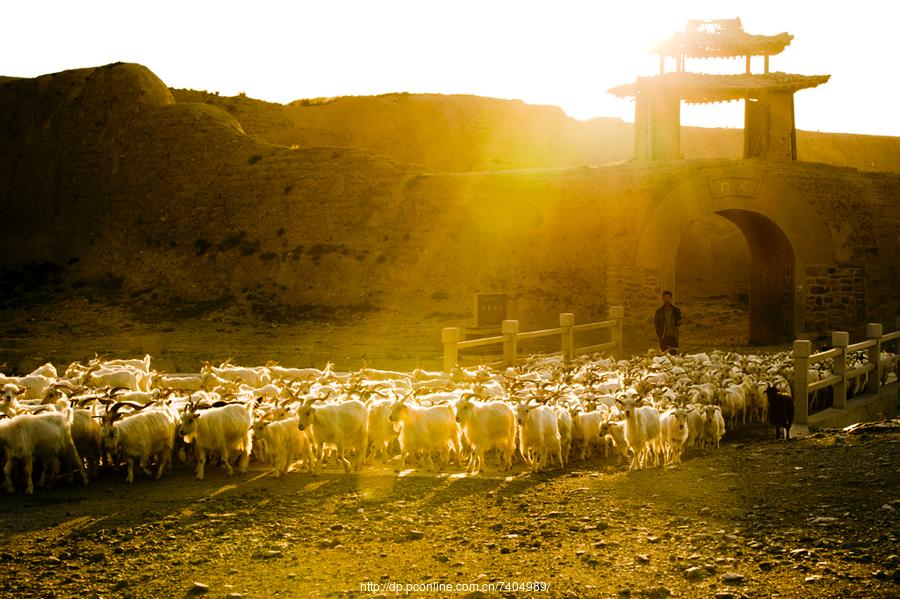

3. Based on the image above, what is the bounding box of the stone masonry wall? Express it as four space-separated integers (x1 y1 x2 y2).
804 266 867 334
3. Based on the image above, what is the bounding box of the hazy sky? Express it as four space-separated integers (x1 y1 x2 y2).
3 1 899 136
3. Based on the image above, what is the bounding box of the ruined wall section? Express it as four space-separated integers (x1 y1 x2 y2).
768 163 900 334
0 63 422 316
0 63 176 264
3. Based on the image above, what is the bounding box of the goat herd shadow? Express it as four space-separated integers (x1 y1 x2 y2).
0 420 789 540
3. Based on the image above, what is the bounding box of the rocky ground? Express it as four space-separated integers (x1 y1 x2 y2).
1 423 898 598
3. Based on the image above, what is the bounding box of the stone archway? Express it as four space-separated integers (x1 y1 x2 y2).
716 209 795 343
636 166 834 343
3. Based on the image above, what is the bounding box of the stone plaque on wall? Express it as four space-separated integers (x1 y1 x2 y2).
708 177 760 199
475 293 507 328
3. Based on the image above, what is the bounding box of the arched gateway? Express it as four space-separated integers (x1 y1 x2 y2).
612 18 837 344
635 168 834 343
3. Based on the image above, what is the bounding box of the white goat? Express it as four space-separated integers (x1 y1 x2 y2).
152 374 206 392
0 375 54 401
0 411 89 494
28 363 58 378
599 419 630 464
554 406 573 467
514 402 562 473
178 402 254 480
685 404 706 450
89 368 149 392
389 396 461 472
252 416 313 477
101 355 152 373
70 407 102 478
296 397 368 474
202 363 270 388
571 410 606 460
719 382 747 428
701 404 726 448
453 395 516 474
617 396 662 471
105 406 178 483
659 408 689 465
366 397 399 464
1 383 25 417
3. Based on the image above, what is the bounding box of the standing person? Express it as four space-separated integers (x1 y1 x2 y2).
654 290 682 355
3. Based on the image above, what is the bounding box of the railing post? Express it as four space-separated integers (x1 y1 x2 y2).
502 320 519 366
560 313 574 362
793 339 811 425
866 323 883 394
442 327 460 373
609 305 625 356
832 331 849 409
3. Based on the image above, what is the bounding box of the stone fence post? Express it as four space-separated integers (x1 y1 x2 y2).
831 331 848 409
442 327 460 373
793 339 811 425
502 320 519 366
866 323 883 394
609 306 625 355
560 313 574 362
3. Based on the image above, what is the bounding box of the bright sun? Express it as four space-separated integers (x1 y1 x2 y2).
1 1 895 135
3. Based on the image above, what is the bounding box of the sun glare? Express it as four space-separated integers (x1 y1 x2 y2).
1 1 897 135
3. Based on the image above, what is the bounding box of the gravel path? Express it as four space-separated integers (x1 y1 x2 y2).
1 423 898 598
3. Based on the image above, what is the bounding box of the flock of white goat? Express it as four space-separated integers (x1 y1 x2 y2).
0 346 895 494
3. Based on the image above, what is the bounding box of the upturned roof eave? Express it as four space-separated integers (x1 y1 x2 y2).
607 72 831 102
651 31 794 58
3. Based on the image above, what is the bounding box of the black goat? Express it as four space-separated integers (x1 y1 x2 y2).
765 385 794 440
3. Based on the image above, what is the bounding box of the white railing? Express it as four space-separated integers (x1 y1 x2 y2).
792 318 900 424
440 307 624 372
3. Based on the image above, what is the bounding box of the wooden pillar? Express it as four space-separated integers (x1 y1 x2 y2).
502 320 519 366
789 92 797 160
648 91 681 161
442 327 460 373
866 323 883 394
633 96 649 159
745 55 751 74
559 313 574 362
744 97 765 158
745 91 796 160
764 54 770 74
832 331 849 409
793 339 811 425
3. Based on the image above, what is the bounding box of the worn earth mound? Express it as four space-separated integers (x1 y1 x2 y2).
1 424 898 598
170 88 900 174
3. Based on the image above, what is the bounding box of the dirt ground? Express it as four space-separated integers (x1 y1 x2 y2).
1 423 898 598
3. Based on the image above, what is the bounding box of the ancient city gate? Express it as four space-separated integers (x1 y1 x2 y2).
611 20 836 344
635 167 834 344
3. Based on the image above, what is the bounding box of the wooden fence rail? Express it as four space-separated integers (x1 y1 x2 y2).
441 307 624 372
793 317 900 425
